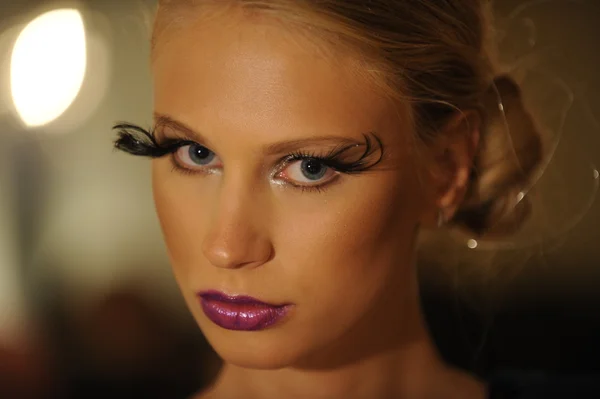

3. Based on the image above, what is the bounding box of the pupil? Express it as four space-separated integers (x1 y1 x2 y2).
189 145 214 165
301 159 327 180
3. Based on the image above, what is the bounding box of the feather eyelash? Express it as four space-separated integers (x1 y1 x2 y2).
113 123 173 158
282 134 384 174
112 122 385 173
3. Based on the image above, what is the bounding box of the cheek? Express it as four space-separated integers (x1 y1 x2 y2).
274 172 423 320
151 161 209 277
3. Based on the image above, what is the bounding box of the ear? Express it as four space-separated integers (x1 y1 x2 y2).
427 110 481 225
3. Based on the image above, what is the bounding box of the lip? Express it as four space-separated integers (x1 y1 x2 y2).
197 290 292 331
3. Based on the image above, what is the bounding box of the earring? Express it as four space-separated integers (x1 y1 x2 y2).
437 210 446 228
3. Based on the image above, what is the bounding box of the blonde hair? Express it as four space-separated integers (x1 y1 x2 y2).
152 0 543 237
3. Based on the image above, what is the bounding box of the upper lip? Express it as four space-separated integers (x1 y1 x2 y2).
197 290 288 307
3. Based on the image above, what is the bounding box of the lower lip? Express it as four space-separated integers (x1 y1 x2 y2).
198 295 291 331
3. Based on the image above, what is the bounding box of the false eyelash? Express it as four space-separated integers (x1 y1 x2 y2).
282 133 385 174
112 122 190 158
113 122 385 174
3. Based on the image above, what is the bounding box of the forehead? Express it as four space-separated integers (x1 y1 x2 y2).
151 8 409 147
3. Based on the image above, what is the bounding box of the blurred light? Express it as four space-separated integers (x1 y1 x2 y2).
10 9 86 127
467 239 478 249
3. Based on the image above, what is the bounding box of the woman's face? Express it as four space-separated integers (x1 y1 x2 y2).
151 8 433 369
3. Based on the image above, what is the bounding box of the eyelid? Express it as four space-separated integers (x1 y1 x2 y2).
153 128 197 148
152 114 214 149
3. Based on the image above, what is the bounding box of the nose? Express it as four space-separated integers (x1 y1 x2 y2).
201 181 273 270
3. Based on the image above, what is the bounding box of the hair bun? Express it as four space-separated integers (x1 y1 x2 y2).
451 75 544 237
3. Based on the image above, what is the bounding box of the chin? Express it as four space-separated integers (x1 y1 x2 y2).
209 330 307 370
181 297 296 368
185 299 339 370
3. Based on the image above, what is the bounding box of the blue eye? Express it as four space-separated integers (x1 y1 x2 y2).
300 159 328 180
277 157 338 188
188 144 215 165
175 144 220 170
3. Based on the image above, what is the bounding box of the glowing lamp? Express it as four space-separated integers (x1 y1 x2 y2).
10 9 86 127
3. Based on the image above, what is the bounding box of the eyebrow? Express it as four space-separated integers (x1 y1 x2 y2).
153 113 365 155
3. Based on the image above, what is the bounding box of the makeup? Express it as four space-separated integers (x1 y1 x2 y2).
112 121 385 177
198 290 292 331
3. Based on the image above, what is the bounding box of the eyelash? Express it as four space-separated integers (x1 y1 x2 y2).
112 122 384 192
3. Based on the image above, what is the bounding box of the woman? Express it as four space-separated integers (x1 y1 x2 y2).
113 1 581 398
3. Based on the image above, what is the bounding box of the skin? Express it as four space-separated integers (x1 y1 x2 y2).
151 6 483 399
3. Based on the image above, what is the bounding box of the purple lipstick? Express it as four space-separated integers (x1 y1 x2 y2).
198 290 291 331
